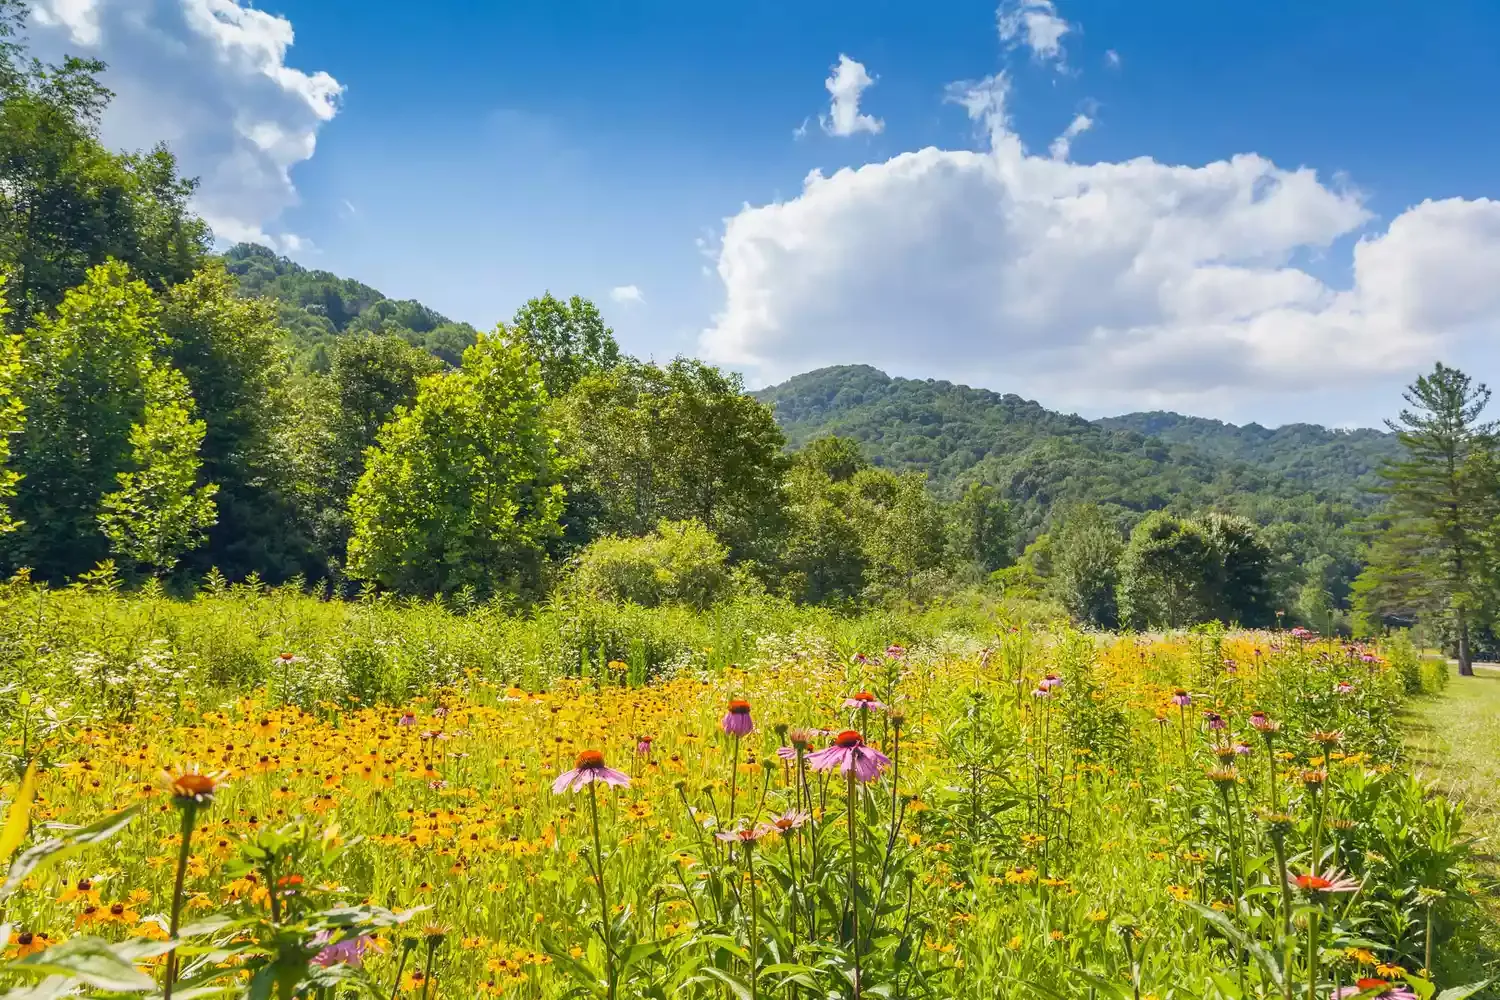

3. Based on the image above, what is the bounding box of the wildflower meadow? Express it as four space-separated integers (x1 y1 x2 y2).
1 610 1493 1000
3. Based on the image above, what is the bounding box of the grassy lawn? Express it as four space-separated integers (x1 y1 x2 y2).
1405 662 1500 911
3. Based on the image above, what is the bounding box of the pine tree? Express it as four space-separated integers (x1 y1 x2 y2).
1370 363 1498 675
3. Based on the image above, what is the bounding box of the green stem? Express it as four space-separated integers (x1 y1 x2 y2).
162 802 198 1000
746 845 759 1000
589 783 617 1000
848 769 861 1000
729 733 741 825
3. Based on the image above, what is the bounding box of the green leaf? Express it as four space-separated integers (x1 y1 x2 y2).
1434 980 1493 1000
4 934 156 991
0 976 82 1000
694 966 754 1000
1182 900 1284 990
2 804 141 898
0 762 37 865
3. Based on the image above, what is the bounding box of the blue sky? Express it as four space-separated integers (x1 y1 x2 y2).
24 0 1500 426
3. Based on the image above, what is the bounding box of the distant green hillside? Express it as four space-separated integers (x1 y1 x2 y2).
754 365 1370 602
1096 411 1399 496
223 243 477 368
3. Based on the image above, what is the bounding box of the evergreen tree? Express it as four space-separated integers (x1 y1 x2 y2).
1359 363 1498 674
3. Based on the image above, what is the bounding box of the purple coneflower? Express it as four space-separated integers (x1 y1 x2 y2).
635 735 654 756
1290 626 1316 640
551 750 631 794
1288 868 1360 895
1335 981 1417 1000
1204 711 1227 731
769 808 811 832
1249 711 1280 733
1038 673 1062 691
1171 689 1193 707
722 699 754 736
885 644 907 659
844 691 885 711
777 726 817 761
807 730 891 784
1335 681 1354 695
1031 685 1053 699
716 823 774 844
311 932 374 968
397 711 416 727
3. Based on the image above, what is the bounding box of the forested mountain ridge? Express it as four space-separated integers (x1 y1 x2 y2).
223 243 478 368
753 364 1380 507
1096 411 1400 494
753 365 1368 603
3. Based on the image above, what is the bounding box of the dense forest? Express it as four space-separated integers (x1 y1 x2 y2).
0 0 1492 651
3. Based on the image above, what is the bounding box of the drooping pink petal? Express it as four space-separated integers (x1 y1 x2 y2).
552 769 581 795
805 745 852 773
598 767 632 788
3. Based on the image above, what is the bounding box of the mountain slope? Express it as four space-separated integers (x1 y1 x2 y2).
753 366 1376 565
223 243 478 368
1096 411 1399 496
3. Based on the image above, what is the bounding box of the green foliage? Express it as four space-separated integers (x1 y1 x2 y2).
570 518 733 610
346 333 564 597
794 434 868 482
1355 363 1499 671
509 292 622 397
948 481 1013 573
223 242 477 367
97 365 218 575
776 464 868 605
757 365 1376 611
160 263 314 580
1199 511 1275 626
1048 503 1124 627
0 273 23 533
855 467 947 600
0 26 207 332
7 261 190 580
1117 512 1218 629
558 358 789 562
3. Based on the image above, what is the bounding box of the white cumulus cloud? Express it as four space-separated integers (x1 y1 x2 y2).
819 55 883 137
997 0 1072 68
26 0 343 252
699 76 1500 415
610 285 645 305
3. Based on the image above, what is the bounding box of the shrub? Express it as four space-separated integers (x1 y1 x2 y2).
569 519 732 610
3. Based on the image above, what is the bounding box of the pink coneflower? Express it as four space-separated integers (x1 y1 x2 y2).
311 932 374 968
1171 689 1193 707
885 644 907 659
1335 681 1354 695
1031 686 1053 699
1249 711 1280 733
1038 673 1062 691
1334 980 1417 1000
722 700 754 736
397 711 416 727
1203 711 1227 731
1223 658 1238 676
844 691 885 711
1233 742 1252 755
1290 627 1316 640
777 727 817 760
807 730 891 784
716 823 774 844
769 808 811 831
1358 652 1380 664
852 653 870 665
551 750 631 794
1288 868 1360 895
635 736 654 756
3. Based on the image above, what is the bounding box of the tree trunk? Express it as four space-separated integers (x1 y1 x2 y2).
1456 605 1474 677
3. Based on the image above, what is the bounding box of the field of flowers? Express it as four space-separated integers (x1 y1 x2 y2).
0 626 1493 999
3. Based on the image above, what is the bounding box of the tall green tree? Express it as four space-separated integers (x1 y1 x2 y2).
8 261 174 578
346 333 564 597
161 263 314 580
1116 512 1220 629
949 482 1012 573
0 273 23 534
559 358 788 562
509 293 621 397
1201 512 1275 627
97 366 217 575
0 5 207 331
855 467 947 600
1049 504 1124 628
777 464 868 605
1358 363 1499 674
795 435 869 483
